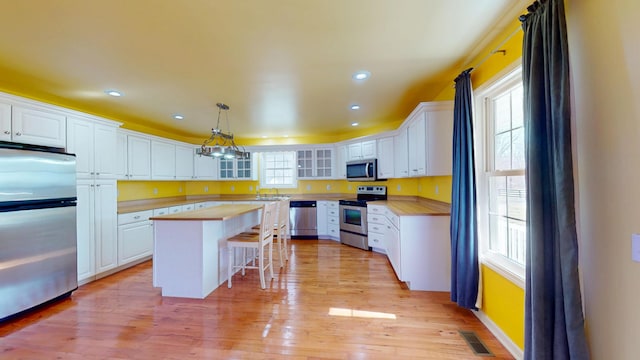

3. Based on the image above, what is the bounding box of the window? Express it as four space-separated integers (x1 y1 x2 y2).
260 151 297 189
475 65 526 285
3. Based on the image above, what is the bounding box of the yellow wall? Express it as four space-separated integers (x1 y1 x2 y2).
118 177 424 201
482 265 525 349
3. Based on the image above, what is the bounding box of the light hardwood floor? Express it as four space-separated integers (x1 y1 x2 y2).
1 240 513 359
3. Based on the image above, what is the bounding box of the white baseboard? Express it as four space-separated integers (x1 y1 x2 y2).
473 309 524 360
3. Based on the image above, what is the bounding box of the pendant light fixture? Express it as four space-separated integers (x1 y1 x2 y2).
196 102 249 159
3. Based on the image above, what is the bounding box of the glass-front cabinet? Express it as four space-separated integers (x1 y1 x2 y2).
219 153 254 180
296 148 333 179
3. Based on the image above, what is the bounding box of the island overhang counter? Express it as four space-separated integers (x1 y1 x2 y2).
150 204 263 298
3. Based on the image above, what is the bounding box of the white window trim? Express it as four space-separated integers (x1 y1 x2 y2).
259 151 298 190
474 60 525 289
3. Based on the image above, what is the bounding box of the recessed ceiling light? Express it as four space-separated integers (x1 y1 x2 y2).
105 90 123 97
351 122 359 127
173 114 184 120
350 104 361 110
352 71 371 80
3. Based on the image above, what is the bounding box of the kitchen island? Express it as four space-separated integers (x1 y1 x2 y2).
150 204 263 298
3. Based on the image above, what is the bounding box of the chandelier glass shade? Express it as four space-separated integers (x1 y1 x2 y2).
196 103 249 159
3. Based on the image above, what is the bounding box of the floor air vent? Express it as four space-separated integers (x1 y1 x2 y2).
459 330 494 357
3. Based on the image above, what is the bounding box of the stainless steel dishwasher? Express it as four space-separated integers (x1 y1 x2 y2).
289 201 317 239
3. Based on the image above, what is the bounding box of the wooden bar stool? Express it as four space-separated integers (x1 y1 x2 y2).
250 199 290 267
227 201 277 289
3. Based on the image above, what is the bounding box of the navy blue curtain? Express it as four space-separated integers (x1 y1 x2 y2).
521 1 590 359
450 68 479 309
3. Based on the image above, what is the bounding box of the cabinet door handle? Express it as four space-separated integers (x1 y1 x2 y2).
133 215 140 219
15 132 22 136
3 130 9 134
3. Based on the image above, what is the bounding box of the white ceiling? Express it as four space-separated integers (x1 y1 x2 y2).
0 1 525 142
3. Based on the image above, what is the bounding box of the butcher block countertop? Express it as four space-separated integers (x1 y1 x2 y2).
369 198 451 216
119 194 450 216
149 204 263 221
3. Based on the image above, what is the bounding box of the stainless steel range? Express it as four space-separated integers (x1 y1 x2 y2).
339 186 387 250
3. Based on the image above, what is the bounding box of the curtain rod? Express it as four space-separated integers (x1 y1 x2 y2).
463 25 523 75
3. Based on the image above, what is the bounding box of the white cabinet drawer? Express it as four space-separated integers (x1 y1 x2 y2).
118 210 153 225
182 204 195 212
328 208 338 217
368 231 385 248
368 205 385 214
328 224 340 238
169 205 182 214
328 201 338 209
153 207 169 216
369 222 386 235
367 213 386 225
328 216 339 225
195 202 208 209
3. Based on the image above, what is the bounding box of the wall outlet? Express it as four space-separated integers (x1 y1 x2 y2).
204 186 209 192
306 185 311 191
153 188 158 195
179 187 183 193
326 184 331 191
435 185 439 194
418 185 422 192
231 185 235 192
348 185 353 191
396 184 401 191
249 185 253 192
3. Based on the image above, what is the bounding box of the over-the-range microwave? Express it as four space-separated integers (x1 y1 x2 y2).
346 159 378 181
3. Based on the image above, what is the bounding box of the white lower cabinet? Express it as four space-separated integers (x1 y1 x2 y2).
118 210 154 265
368 204 451 291
317 201 328 237
327 201 340 240
76 179 118 281
367 205 387 251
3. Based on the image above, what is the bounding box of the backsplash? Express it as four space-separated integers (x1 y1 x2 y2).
117 176 452 203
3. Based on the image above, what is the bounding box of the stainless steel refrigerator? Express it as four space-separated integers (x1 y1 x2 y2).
0 141 78 321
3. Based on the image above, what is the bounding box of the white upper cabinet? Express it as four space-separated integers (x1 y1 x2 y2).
12 105 67 148
151 140 195 180
394 129 409 178
296 148 333 179
194 149 219 180
0 99 66 148
67 116 118 180
151 140 176 180
0 101 11 142
115 132 128 180
175 144 194 180
426 108 454 176
126 134 151 180
376 136 394 179
334 144 347 179
402 101 455 177
346 140 376 161
297 149 314 178
407 111 427 176
219 153 257 180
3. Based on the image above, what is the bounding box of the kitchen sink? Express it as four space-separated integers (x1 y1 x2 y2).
255 195 291 201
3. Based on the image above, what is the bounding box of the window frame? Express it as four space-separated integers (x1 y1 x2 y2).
259 151 298 190
474 61 526 288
